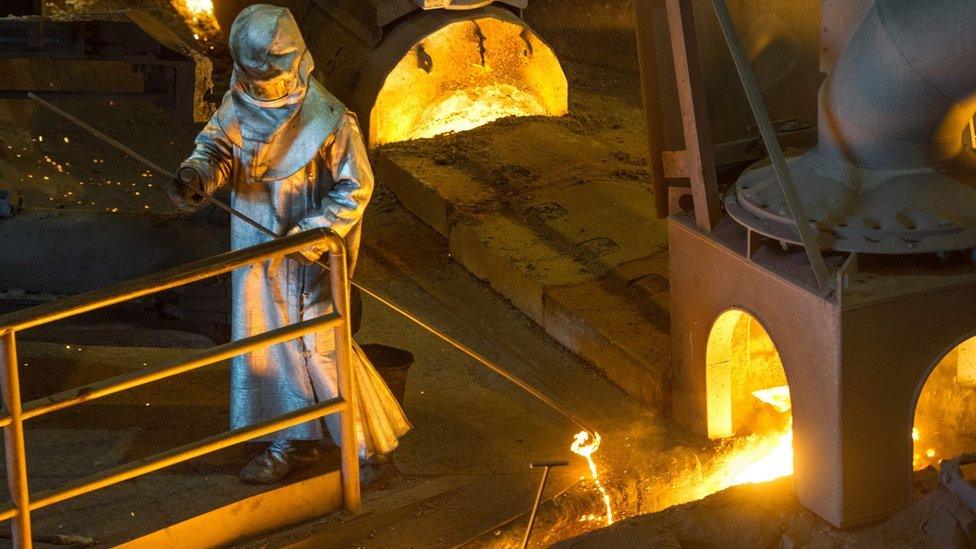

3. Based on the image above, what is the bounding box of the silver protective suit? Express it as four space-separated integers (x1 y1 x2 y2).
176 4 409 458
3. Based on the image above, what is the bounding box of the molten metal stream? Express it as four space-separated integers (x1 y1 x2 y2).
728 386 794 486
571 431 615 525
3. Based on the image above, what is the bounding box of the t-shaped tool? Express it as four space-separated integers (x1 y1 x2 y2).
522 460 569 548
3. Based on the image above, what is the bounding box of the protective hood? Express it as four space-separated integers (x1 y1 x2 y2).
223 4 343 182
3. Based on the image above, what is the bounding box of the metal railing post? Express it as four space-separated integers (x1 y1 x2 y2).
0 331 32 548
329 247 361 513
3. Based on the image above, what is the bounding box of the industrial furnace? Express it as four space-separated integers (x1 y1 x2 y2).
662 0 976 528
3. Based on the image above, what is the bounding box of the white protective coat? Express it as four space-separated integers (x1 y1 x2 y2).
177 4 409 457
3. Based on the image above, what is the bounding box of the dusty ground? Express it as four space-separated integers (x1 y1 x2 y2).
558 468 976 548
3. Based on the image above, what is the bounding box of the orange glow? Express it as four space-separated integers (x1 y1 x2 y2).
751 386 792 414
913 336 976 470
407 84 549 141
571 431 614 526
699 311 794 494
371 12 567 147
172 0 220 39
727 387 794 485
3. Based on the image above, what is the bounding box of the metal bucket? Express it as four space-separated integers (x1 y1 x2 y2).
360 343 413 406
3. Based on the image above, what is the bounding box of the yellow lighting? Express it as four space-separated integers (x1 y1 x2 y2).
728 424 794 485
407 85 548 141
184 0 214 15
751 386 792 414
172 0 220 38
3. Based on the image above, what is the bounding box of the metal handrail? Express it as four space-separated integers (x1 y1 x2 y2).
2 313 342 427
0 228 361 548
0 228 338 333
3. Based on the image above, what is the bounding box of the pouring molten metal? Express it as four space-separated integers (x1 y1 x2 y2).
571 431 615 525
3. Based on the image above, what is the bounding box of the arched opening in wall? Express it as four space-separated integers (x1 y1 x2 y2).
704 309 794 485
369 10 568 147
913 335 976 470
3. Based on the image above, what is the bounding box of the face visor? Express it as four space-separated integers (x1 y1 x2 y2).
236 47 304 102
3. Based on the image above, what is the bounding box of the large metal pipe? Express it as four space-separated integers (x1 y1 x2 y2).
726 0 976 255
818 0 976 169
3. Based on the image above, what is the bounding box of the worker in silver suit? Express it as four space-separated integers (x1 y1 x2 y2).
169 4 410 485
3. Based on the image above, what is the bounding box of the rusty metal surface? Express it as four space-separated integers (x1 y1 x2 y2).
633 0 669 218
294 0 527 47
670 213 976 527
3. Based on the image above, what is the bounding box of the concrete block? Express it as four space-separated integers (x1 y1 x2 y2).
448 216 592 324
610 251 671 304
544 279 670 411
522 180 668 272
375 150 494 237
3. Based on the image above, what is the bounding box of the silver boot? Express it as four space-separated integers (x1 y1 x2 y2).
240 440 321 485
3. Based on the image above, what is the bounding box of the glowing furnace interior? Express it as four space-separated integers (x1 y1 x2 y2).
369 12 568 147
913 336 976 470
705 309 794 486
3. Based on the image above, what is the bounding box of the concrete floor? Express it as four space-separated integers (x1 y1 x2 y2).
241 186 661 547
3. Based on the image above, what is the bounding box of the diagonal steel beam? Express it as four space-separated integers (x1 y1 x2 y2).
708 0 830 290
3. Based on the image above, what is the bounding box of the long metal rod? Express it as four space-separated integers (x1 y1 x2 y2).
27 96 594 435
330 248 361 513
0 333 31 548
0 237 359 538
708 0 830 289
522 467 551 549
453 479 579 548
352 283 593 434
0 313 342 428
363 243 602 422
0 398 346 521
